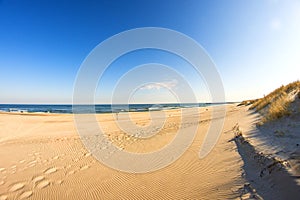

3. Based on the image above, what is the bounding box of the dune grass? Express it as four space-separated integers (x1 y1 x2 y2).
237 99 258 106
249 80 300 122
265 94 291 121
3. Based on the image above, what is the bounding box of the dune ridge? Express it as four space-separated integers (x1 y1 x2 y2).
234 80 300 199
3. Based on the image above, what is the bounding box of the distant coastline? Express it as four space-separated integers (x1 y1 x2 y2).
0 102 236 114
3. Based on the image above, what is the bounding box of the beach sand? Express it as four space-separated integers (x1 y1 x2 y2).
0 104 298 199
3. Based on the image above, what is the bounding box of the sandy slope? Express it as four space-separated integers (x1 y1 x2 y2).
0 104 296 200
234 103 300 200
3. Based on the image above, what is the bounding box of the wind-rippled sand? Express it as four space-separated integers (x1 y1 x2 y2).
0 105 250 199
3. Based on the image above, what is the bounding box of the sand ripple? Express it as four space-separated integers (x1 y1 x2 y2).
9 182 25 192
19 191 33 199
44 167 57 174
36 180 50 189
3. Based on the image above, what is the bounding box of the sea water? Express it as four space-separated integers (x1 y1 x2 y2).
0 103 228 114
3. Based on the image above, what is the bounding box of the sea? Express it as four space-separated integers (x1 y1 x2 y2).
0 103 230 114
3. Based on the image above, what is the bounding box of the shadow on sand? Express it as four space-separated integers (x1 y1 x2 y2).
231 123 300 200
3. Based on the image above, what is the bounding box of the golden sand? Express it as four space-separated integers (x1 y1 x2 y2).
0 104 252 199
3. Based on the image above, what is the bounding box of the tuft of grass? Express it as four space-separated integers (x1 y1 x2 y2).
232 123 242 137
238 99 258 106
265 94 291 121
249 80 300 122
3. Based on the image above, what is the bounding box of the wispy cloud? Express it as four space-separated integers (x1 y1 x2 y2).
140 79 178 90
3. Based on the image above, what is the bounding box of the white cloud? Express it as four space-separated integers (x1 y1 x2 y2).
140 79 178 90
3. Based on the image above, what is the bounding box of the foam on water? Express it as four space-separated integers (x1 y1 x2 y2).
0 103 232 114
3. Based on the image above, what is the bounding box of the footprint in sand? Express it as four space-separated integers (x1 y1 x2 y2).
19 191 33 199
67 170 75 175
9 182 25 192
91 160 96 164
80 165 90 171
0 195 8 200
11 168 17 174
101 146 108 150
52 156 59 160
55 180 63 185
36 180 50 189
44 167 57 174
0 168 5 173
65 165 71 169
84 153 92 157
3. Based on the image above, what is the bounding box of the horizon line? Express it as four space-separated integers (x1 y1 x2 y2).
0 102 240 105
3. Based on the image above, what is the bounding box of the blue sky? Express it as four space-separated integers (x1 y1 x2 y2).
0 0 299 104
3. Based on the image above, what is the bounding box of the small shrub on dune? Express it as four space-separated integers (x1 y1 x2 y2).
238 99 258 106
252 98 270 111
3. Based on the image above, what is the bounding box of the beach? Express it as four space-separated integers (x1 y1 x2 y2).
0 104 299 199
2 1 300 199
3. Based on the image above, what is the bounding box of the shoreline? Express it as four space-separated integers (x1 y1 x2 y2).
0 102 236 115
